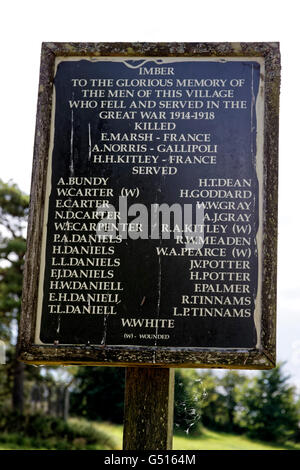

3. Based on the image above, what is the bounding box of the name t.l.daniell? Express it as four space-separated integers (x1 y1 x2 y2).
34 56 264 350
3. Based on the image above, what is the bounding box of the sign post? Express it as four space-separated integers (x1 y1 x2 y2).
19 42 280 449
123 367 174 450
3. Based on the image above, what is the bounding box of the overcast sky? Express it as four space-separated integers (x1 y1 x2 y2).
1 1 299 388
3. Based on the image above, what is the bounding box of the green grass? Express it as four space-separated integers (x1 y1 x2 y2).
0 417 117 451
93 422 123 450
1 422 299 450
173 428 300 450
0 433 48 450
93 423 300 451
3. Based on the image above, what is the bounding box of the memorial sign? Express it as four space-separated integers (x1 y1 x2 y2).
19 43 280 369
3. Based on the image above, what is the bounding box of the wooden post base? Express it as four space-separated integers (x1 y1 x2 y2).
123 367 175 450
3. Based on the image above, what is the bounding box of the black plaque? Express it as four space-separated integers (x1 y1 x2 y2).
19 43 280 369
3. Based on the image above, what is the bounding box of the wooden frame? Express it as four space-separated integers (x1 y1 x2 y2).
18 42 280 369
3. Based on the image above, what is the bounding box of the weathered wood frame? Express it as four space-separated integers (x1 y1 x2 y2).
18 42 280 369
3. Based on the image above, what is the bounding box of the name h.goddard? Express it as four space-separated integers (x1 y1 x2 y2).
181 178 252 199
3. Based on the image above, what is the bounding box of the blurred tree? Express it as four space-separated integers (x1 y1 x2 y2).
196 371 225 430
70 366 126 423
70 367 205 432
174 369 204 434
196 370 246 433
237 364 299 443
219 371 246 432
0 179 29 412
